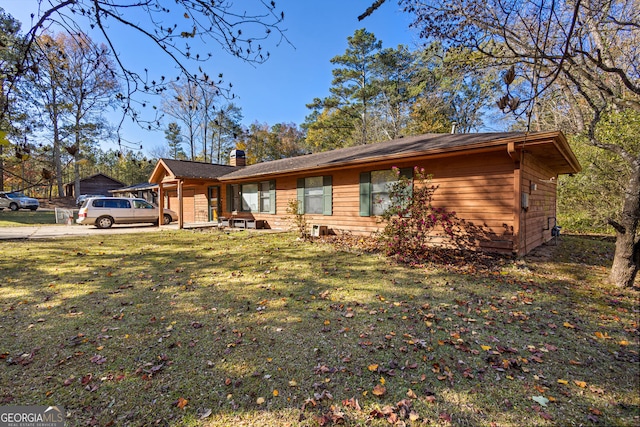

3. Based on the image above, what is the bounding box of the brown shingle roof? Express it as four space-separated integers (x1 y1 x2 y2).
159 158 241 179
152 131 580 183
221 132 520 180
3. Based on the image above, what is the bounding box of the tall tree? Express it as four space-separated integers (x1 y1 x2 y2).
209 103 243 164
0 9 25 191
238 122 307 164
306 29 383 148
60 32 119 198
363 0 640 287
371 44 417 140
162 80 202 160
164 122 186 159
27 33 70 197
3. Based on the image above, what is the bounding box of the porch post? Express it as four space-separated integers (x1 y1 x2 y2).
178 179 184 229
158 182 164 226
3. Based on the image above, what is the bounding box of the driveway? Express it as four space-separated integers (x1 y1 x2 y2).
0 223 181 240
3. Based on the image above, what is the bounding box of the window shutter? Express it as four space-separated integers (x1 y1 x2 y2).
296 178 305 214
226 184 233 212
359 172 371 217
322 176 332 215
269 180 276 214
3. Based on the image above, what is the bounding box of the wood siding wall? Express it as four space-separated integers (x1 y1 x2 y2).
518 152 558 254
65 176 123 197
221 151 519 252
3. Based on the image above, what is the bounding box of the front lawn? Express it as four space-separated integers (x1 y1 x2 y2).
0 209 59 226
0 231 637 426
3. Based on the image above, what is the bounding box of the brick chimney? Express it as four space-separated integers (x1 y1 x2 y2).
230 149 246 167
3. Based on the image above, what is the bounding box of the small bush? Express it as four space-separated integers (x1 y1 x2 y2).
286 198 308 239
377 166 470 263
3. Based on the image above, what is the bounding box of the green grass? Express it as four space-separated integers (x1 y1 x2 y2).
0 231 638 426
0 209 59 226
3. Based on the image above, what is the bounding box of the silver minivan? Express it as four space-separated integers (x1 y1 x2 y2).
77 197 178 228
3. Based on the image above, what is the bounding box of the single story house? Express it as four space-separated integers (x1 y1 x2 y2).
149 131 581 255
64 173 125 198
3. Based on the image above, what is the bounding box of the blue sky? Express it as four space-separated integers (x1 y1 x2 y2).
3 1 420 154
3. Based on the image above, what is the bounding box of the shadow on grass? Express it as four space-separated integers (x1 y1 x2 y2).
0 231 637 427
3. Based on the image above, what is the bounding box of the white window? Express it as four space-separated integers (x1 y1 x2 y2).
241 183 259 212
304 176 324 214
259 182 271 213
371 169 398 216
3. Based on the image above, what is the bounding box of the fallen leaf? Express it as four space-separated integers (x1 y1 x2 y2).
563 322 576 329
256 397 265 405
289 379 298 387
342 397 361 411
89 354 107 365
557 379 569 385
368 364 379 372
175 397 188 409
531 396 549 407
439 412 452 422
406 389 417 399
481 345 491 351
594 331 611 339
574 380 587 388
372 384 386 396
619 340 629 346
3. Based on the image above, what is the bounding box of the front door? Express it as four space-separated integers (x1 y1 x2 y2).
208 186 221 222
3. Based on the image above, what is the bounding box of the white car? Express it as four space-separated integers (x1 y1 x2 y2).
77 197 177 228
0 191 39 211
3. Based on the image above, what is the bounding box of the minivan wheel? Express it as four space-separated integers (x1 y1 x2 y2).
9 203 18 211
96 216 114 229
163 214 172 225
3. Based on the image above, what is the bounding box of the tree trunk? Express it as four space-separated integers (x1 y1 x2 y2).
0 144 4 191
609 165 640 288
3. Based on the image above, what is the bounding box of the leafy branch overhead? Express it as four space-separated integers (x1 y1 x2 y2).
2 0 290 128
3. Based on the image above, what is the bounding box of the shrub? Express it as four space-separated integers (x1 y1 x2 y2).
286 198 309 240
378 166 468 263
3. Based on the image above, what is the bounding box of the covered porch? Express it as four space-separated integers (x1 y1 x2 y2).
149 159 239 229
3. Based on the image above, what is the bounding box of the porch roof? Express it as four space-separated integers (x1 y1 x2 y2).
149 158 241 183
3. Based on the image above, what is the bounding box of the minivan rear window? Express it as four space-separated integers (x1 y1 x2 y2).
92 199 131 208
